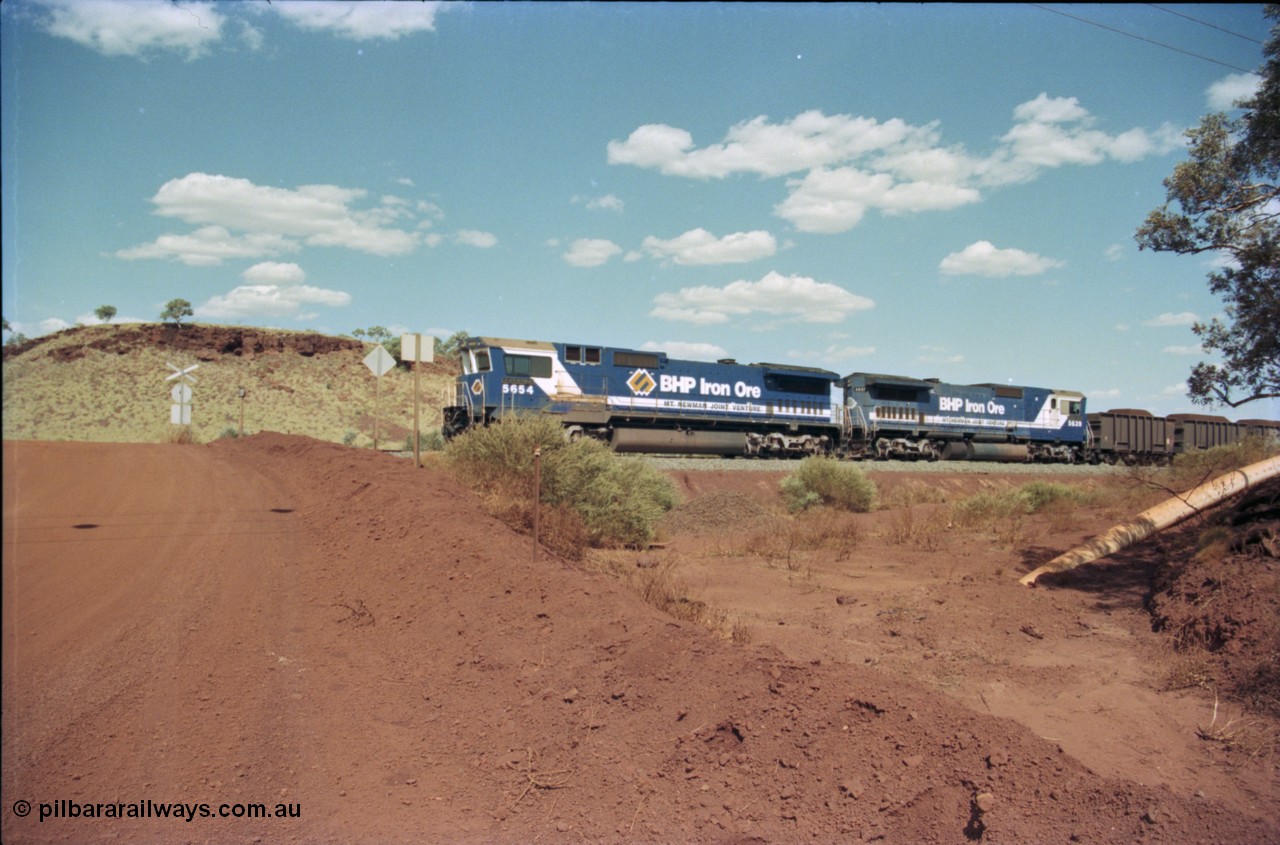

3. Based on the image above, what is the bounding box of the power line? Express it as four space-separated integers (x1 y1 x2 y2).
1030 4 1257 74
1147 5 1263 46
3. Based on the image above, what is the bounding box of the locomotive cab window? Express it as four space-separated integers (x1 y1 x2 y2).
504 354 552 379
475 351 491 372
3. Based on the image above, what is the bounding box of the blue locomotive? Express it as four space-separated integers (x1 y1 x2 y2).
442 336 844 456
841 373 1087 462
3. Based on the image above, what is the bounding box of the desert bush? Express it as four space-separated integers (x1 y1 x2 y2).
342 430 358 446
405 427 445 453
951 481 1093 528
217 426 240 440
1017 480 1092 512
780 457 877 513
446 415 678 550
166 426 195 445
884 506 946 551
879 481 950 509
1168 435 1280 491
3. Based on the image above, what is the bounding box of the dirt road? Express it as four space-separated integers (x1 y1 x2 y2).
2 435 1275 844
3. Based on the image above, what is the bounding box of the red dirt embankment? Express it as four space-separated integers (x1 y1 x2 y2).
2 434 1273 844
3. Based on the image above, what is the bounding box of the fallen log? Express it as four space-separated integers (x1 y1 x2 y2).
1019 455 1280 587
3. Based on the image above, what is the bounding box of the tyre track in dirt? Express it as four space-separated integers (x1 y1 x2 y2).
2 440 313 844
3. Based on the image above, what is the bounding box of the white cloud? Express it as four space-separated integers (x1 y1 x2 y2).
562 238 622 267
608 110 930 180
116 173 423 264
270 1 450 41
243 261 306 284
773 168 889 232
1011 93 1091 124
6 317 72 337
939 241 1063 277
36 0 225 59
1161 382 1190 397
572 193 624 212
197 284 352 319
821 344 876 359
610 96 1178 233
74 310 145 326
916 345 964 365
1163 344 1205 355
1143 311 1200 327
651 271 874 325
641 228 777 265
115 225 298 266
787 344 876 364
640 341 729 361
1104 243 1126 262
1207 73 1261 111
455 229 498 249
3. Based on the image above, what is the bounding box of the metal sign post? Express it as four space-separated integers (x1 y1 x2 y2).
400 333 434 467
363 345 396 450
165 362 198 429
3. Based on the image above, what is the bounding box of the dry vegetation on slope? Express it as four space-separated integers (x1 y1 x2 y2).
1 323 457 445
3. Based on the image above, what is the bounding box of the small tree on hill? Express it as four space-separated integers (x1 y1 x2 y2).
435 330 469 359
161 298 194 327
94 305 117 323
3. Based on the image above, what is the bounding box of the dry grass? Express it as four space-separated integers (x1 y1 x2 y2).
883 506 948 551
2 323 456 444
584 550 742 641
879 481 951 509
1195 692 1279 763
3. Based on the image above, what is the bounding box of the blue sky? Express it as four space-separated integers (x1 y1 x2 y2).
3 1 1276 419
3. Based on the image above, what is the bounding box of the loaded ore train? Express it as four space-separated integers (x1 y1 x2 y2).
441 336 1280 464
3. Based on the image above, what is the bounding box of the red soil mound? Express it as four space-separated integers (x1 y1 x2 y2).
2 433 1273 843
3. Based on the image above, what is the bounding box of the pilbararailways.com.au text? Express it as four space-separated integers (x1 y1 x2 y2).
20 798 301 823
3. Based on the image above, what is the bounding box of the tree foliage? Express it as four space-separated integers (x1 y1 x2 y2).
1135 6 1280 408
94 304 117 323
434 330 469 359
161 298 194 327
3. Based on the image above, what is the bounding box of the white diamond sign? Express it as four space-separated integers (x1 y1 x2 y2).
363 345 395 378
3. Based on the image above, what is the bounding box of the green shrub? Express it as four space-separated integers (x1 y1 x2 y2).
951 481 1095 529
1017 481 1090 512
342 430 358 446
404 427 445 452
445 415 678 549
780 457 877 513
